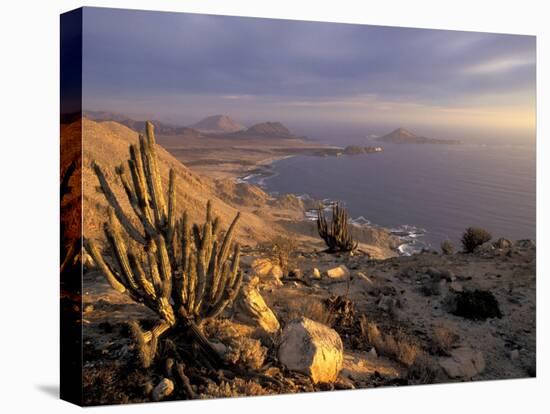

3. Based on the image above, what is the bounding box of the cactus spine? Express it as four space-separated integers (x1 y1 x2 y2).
85 121 243 367
317 203 358 253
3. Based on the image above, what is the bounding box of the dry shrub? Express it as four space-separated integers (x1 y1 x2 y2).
286 296 335 327
204 320 267 370
407 354 438 384
224 336 267 371
461 227 492 253
202 378 269 399
432 323 459 355
440 240 454 255
258 235 298 275
361 316 422 367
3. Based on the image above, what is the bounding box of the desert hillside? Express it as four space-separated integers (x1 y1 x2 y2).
71 118 395 257
78 118 289 246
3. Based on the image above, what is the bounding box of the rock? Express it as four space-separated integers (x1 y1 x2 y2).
494 238 513 249
474 241 495 254
369 347 378 358
426 267 441 278
83 304 94 313
251 258 283 286
510 349 520 361
288 268 303 279
439 347 485 379
278 317 344 383
515 239 535 249
439 269 455 281
449 281 464 293
210 341 229 356
334 376 355 390
326 265 350 280
152 378 174 401
311 267 321 280
235 283 280 335
378 294 398 313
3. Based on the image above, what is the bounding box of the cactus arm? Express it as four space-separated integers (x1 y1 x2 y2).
155 235 172 300
216 212 241 269
129 252 156 300
143 123 167 227
84 238 126 294
166 169 176 245
92 161 146 245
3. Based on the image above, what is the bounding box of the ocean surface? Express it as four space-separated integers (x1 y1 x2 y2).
246 136 536 254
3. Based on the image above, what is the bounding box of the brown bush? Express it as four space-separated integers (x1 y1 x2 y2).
286 296 335 327
224 336 267 371
361 316 423 367
461 227 492 253
440 240 454 255
431 323 459 355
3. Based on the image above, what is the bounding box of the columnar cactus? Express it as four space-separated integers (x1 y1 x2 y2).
317 203 358 253
85 121 243 367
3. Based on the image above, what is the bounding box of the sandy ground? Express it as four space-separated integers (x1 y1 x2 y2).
156 132 340 180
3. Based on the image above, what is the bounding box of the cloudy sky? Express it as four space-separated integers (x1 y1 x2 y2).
82 7 535 134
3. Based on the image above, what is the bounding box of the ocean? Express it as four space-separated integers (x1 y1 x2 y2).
247 134 536 254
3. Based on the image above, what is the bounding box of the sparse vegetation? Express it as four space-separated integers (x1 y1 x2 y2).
85 121 243 369
431 323 459 355
447 289 502 321
317 203 358 253
461 227 492 253
440 240 454 255
286 296 336 327
258 234 298 275
361 317 422 367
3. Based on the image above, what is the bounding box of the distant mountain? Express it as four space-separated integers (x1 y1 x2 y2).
189 115 246 134
377 128 461 144
84 111 201 138
240 122 293 138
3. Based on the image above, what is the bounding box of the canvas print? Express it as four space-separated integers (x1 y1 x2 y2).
60 7 536 406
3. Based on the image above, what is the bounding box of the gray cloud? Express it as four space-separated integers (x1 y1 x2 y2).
82 7 535 127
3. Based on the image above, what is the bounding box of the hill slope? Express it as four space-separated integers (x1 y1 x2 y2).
190 115 246 134
74 119 281 245
377 128 461 144
240 121 293 138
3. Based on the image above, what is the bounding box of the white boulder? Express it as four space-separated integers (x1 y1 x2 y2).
278 317 344 383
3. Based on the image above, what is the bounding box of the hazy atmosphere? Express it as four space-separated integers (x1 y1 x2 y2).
83 7 535 137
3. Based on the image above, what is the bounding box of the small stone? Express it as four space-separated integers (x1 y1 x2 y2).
326 265 350 279
449 281 464 293
311 268 321 280
510 349 520 361
494 238 513 249
439 269 455 281
439 347 485 379
369 347 378 358
475 241 495 254
152 378 174 401
378 294 398 313
83 304 94 313
289 268 303 279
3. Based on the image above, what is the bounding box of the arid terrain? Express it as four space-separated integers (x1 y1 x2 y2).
63 117 536 405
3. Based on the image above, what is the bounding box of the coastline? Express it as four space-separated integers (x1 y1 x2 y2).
237 155 430 256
